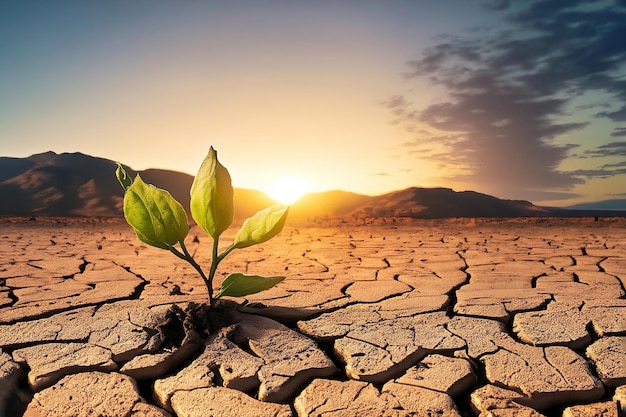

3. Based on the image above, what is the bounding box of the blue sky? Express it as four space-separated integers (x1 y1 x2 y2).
1 0 624 206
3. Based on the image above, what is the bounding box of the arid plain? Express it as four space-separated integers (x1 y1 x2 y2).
0 217 625 417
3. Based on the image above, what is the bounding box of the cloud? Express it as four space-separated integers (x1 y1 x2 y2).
611 128 626 137
584 141 626 157
601 160 626 169
569 167 626 178
515 190 582 202
392 0 626 199
483 0 511 11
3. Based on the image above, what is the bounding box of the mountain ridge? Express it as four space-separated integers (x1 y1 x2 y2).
1 151 624 222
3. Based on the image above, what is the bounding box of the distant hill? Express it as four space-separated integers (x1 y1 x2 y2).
287 187 552 224
0 151 274 219
289 190 373 221
1 151 624 222
0 151 123 217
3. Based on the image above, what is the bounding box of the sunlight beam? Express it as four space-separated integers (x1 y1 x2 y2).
267 176 308 205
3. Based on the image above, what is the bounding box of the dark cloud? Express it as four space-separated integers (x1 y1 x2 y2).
392 0 626 200
598 106 626 121
569 167 626 178
601 160 626 169
483 0 511 11
585 141 626 157
611 128 626 137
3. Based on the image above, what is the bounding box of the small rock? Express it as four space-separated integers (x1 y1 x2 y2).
334 336 399 382
234 312 337 402
120 345 199 380
170 387 292 417
294 379 399 417
585 336 626 387
382 381 462 417
88 301 179 360
130 402 173 417
562 401 618 417
513 307 591 349
482 342 604 409
89 318 158 362
192 330 263 392
120 303 205 379
12 342 117 391
23 371 170 417
376 293 450 317
153 358 215 410
448 316 510 359
583 301 626 336
344 280 411 303
153 329 263 410
396 354 477 396
470 384 542 416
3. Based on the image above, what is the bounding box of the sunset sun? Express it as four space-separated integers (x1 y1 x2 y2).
267 176 309 205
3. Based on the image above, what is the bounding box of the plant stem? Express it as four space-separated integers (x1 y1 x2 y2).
170 240 237 308
217 245 236 263
206 237 221 307
170 242 212 305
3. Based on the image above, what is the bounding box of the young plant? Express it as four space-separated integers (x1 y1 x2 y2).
115 147 289 307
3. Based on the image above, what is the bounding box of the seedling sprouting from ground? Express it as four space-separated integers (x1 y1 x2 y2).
115 147 289 307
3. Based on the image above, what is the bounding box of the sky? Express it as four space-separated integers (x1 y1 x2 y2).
1 0 625 206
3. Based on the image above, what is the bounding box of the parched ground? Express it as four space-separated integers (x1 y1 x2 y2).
0 217 625 417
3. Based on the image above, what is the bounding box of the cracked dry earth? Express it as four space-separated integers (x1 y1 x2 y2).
0 217 625 417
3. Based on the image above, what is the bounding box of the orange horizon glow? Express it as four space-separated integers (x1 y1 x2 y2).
265 176 309 205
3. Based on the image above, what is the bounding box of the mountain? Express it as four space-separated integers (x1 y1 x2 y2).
289 190 373 221
1 151 623 222
0 151 122 217
0 151 274 219
287 187 551 224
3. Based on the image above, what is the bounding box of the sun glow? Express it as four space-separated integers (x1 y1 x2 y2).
267 176 309 205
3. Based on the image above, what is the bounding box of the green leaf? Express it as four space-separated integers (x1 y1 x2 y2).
115 162 132 191
233 205 289 249
124 175 189 249
215 273 285 298
190 147 234 239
